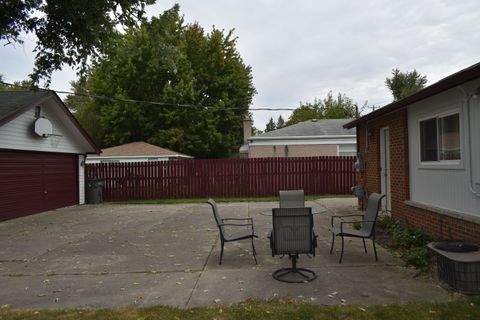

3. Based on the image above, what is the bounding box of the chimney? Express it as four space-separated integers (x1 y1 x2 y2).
243 117 253 144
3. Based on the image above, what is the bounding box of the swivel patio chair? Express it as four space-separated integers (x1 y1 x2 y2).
207 199 258 265
329 192 385 263
268 207 317 283
279 190 305 208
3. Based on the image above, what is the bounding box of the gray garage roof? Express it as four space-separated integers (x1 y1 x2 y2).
0 90 51 122
253 119 356 139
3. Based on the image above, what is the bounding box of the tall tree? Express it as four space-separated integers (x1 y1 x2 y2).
69 5 256 158
276 115 285 129
265 117 276 132
286 91 358 126
0 0 155 85
385 68 427 101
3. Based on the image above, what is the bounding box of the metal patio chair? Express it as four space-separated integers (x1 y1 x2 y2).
279 190 305 208
329 192 385 263
207 199 258 265
268 207 317 283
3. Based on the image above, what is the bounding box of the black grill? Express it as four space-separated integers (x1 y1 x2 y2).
434 241 479 253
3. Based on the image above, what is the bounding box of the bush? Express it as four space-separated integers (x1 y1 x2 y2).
376 214 435 271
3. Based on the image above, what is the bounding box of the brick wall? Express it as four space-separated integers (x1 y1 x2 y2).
356 109 480 243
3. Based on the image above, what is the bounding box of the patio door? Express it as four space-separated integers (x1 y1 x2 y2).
380 127 391 211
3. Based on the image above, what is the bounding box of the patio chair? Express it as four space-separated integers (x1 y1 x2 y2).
268 207 317 283
207 199 258 265
279 190 305 208
329 192 385 264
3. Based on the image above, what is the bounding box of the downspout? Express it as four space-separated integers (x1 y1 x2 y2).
459 86 480 197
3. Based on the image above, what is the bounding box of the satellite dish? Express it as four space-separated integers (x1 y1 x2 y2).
34 117 53 137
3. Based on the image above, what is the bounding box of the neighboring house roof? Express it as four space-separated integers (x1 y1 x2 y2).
97 141 192 158
251 119 356 140
344 62 480 129
0 90 100 154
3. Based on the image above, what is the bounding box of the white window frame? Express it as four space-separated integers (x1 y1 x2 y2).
337 143 357 157
417 109 463 169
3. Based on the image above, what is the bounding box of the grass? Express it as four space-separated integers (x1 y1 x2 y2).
112 194 354 205
1 299 479 320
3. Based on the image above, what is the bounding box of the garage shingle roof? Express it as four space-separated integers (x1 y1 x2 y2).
0 90 51 121
100 141 192 158
253 119 356 139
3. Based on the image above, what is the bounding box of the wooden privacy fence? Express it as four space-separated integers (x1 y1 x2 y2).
86 156 356 201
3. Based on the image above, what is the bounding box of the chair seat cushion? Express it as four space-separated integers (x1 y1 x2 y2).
224 229 255 241
332 226 370 238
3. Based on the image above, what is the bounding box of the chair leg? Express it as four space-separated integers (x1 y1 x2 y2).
372 236 378 261
219 240 224 265
362 238 367 253
251 237 258 265
339 236 345 264
330 232 335 254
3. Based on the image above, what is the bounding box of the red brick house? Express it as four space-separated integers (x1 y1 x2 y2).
344 63 480 243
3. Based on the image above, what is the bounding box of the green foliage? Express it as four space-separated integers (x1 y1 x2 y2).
71 5 256 157
377 214 435 271
286 91 359 126
385 68 427 101
0 0 155 85
0 77 34 91
276 115 285 129
265 117 276 132
252 126 263 135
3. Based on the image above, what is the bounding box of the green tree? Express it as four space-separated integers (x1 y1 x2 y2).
385 68 427 101
320 91 356 119
286 91 358 126
265 117 276 132
0 0 155 85
70 5 255 157
0 77 34 91
276 115 285 129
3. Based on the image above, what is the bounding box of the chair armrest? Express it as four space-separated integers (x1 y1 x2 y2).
220 223 253 227
340 220 376 232
331 214 364 227
222 217 253 222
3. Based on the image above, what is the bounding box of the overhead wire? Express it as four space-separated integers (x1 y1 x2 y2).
0 81 297 111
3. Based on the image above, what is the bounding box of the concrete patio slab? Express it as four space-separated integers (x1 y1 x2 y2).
0 199 453 309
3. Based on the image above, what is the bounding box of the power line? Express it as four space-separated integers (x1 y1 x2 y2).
0 81 296 111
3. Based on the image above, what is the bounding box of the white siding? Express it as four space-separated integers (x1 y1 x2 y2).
86 156 172 164
0 100 88 154
408 80 480 217
78 154 85 204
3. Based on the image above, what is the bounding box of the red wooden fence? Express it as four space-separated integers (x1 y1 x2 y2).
86 156 356 201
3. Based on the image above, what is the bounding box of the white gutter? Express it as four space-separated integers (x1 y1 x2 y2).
249 134 356 141
458 85 480 197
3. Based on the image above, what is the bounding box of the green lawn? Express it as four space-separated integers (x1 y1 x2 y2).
1 299 479 320
112 195 354 205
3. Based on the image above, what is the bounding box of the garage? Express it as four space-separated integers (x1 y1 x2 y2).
0 150 79 220
0 90 100 221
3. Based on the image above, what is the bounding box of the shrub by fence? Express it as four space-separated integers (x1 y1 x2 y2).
86 156 356 201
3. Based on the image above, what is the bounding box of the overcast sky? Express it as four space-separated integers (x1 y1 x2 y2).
1 0 479 130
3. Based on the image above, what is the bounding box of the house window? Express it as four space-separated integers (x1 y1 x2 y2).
420 113 460 162
338 144 357 157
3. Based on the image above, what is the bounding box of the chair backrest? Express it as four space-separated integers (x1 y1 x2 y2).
361 193 386 236
279 190 305 208
272 207 314 255
207 198 225 238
